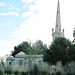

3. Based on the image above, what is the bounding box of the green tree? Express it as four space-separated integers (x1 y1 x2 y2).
68 44 75 61
12 41 32 56
43 37 72 65
0 59 5 74
32 40 48 54
12 40 48 56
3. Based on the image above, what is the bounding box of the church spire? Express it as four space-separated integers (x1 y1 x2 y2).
55 0 61 32
52 0 64 41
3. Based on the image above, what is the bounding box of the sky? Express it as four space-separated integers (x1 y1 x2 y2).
0 0 75 56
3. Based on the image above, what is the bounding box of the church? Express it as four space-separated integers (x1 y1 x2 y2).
6 0 66 72
6 51 44 72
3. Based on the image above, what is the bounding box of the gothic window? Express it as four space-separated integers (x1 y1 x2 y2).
19 60 22 65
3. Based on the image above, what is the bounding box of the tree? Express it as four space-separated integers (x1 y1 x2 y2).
32 40 48 54
43 37 73 65
0 59 5 74
12 40 48 56
68 44 75 61
12 41 32 56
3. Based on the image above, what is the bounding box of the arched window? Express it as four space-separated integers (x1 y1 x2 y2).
9 62 11 65
19 60 22 65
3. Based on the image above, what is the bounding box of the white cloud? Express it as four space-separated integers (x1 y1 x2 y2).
22 0 39 18
0 41 14 56
12 0 75 46
0 39 24 56
0 11 19 16
9 4 20 12
0 2 6 6
22 12 30 18
9 4 14 8
12 0 51 45
22 0 35 3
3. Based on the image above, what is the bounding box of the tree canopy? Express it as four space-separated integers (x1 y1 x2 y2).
43 37 75 65
12 41 32 56
32 40 48 54
12 40 48 56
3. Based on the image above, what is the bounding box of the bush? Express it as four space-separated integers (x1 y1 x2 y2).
32 65 39 75
21 72 25 75
15 71 19 75
56 72 61 75
67 73 72 75
73 73 75 75
51 73 55 75
0 70 3 75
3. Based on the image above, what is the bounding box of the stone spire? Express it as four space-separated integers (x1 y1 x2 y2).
52 0 64 41
55 0 61 32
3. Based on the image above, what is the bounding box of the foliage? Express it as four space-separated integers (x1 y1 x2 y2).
29 64 50 75
32 40 48 54
0 59 5 74
33 65 39 75
43 37 75 65
5 61 75 75
64 61 75 73
12 41 32 56
12 40 48 56
48 61 75 75
68 44 75 62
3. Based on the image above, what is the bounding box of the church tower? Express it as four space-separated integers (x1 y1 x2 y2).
52 0 64 41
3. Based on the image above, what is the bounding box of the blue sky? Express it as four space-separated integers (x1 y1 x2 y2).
0 0 75 56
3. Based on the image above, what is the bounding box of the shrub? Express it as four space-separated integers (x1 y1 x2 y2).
32 64 39 75
14 71 19 75
51 73 55 75
64 61 75 74
21 72 25 75
56 72 61 75
67 73 72 75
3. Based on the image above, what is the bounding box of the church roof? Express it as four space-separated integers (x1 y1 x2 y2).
6 55 14 61
15 51 26 58
8 55 14 58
